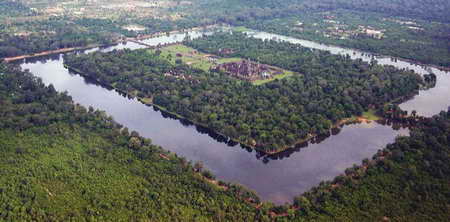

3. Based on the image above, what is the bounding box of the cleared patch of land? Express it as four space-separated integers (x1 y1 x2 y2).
362 109 381 121
233 26 252 32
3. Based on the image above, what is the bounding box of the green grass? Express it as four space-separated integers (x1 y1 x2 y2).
252 71 294 85
233 26 251 32
217 57 242 64
164 44 192 53
140 97 153 105
362 109 381 121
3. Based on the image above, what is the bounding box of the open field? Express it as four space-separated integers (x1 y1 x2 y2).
253 71 294 85
233 26 252 32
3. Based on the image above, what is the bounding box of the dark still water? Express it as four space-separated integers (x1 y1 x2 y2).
19 29 448 205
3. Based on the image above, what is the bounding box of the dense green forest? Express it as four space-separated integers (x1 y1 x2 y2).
237 10 450 67
189 0 450 24
0 63 262 221
200 0 450 68
0 16 141 58
64 35 422 151
0 16 201 59
2 1 449 220
0 32 112 58
1 61 448 220
312 0 450 23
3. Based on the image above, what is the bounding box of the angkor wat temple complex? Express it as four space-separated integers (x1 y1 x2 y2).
213 59 283 81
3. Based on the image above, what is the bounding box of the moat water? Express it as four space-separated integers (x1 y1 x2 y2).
19 27 449 204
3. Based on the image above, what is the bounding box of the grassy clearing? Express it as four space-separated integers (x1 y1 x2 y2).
140 97 153 104
233 26 251 32
252 71 294 85
362 109 381 121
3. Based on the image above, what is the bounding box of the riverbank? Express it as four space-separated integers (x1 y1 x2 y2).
60 25 428 156
237 26 450 72
130 24 221 41
2 24 222 63
2 45 102 62
65 63 390 156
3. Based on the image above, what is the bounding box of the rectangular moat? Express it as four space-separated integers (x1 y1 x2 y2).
18 27 450 204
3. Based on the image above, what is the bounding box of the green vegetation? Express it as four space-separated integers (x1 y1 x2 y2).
2 0 449 68
362 109 381 121
64 34 422 152
238 9 450 67
1 61 448 220
233 26 251 32
0 18 125 58
0 63 261 221
286 111 450 221
252 72 293 85
2 1 450 220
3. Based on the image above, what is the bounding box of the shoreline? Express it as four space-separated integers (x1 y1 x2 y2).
4 24 450 72
2 24 221 63
65 64 389 156
7 24 439 155
241 27 450 72
3 45 103 62
130 24 221 41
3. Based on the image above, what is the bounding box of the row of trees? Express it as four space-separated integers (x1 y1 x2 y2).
65 33 423 151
